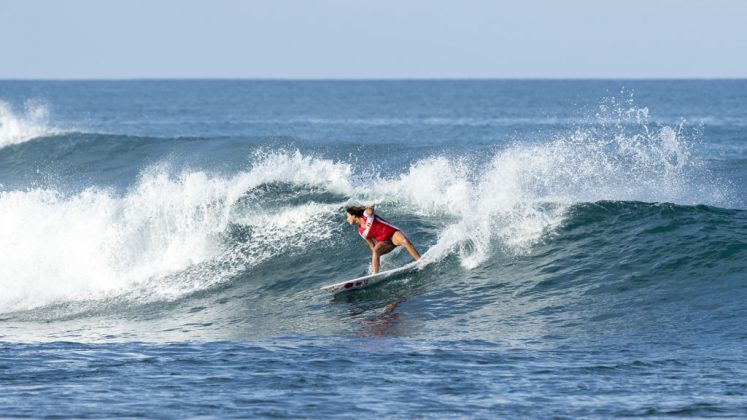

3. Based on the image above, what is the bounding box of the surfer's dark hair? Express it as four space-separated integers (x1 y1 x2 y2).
346 206 365 217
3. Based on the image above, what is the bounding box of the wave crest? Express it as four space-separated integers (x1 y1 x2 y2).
0 100 63 148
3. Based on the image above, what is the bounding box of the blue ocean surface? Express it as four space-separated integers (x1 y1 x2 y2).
0 80 745 417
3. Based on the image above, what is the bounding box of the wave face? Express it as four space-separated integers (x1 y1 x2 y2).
0 80 745 418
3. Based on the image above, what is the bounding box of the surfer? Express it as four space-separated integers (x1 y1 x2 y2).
346 205 421 273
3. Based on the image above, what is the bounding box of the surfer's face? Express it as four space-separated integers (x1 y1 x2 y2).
346 212 356 225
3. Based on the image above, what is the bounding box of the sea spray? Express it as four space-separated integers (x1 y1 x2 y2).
366 99 731 268
0 152 354 313
0 100 62 148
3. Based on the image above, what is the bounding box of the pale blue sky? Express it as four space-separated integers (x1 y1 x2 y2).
1 0 745 79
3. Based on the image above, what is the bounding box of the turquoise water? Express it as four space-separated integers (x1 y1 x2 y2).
0 80 745 417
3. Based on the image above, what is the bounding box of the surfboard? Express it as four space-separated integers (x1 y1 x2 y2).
320 260 420 293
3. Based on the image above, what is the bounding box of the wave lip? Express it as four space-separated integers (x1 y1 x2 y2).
0 101 65 148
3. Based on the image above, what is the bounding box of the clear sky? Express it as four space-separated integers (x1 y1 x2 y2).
1 0 746 79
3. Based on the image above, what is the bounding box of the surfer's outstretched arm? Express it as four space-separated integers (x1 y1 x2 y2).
364 237 375 251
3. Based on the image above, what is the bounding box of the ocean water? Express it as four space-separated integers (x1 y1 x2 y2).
0 80 745 417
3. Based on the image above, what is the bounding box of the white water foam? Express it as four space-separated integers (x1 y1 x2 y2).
0 100 63 148
0 151 354 313
368 155 569 269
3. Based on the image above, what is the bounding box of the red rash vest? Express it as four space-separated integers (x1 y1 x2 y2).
358 214 399 242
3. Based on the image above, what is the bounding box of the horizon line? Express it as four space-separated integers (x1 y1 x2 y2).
2 77 746 82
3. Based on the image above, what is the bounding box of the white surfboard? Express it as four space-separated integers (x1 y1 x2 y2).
320 260 420 293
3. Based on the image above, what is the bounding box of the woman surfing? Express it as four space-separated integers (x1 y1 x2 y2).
346 205 421 273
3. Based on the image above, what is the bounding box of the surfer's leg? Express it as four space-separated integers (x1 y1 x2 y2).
392 231 421 261
372 240 396 273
